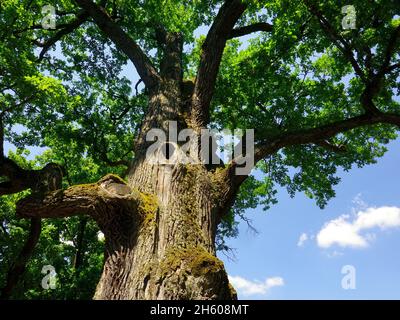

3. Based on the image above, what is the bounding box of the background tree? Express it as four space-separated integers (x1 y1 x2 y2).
0 0 399 299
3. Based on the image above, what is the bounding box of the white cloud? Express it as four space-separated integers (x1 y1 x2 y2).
317 206 400 249
228 275 284 296
297 233 308 247
317 214 368 248
355 207 400 230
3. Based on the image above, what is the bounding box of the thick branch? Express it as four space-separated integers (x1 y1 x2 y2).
153 25 184 81
160 32 183 81
213 164 247 222
0 158 37 196
254 112 400 162
17 187 96 219
74 0 161 88
0 160 63 196
228 22 273 39
216 111 400 220
191 0 247 128
16 174 137 222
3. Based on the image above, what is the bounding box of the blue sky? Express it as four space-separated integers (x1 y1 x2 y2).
220 139 400 299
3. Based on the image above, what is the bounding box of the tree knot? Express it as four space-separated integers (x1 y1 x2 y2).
98 174 133 198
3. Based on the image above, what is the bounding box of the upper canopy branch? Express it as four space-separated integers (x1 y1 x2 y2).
378 24 400 78
214 111 400 220
37 10 90 61
254 112 400 163
304 1 399 116
228 22 273 39
304 0 365 82
74 0 161 89
216 7 399 216
360 24 400 115
191 0 247 129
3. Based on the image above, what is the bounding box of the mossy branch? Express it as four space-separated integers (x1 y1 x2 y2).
16 174 140 222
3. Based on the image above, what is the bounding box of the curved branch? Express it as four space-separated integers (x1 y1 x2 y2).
254 112 400 162
0 158 64 299
37 11 89 61
304 0 366 82
0 158 37 196
215 111 400 220
228 22 273 39
74 0 161 89
191 0 247 128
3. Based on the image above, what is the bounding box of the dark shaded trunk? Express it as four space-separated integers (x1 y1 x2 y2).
0 218 41 299
73 217 87 270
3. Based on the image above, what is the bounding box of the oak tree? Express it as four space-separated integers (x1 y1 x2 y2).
0 0 399 299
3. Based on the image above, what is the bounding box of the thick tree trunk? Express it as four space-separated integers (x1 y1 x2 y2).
93 87 236 300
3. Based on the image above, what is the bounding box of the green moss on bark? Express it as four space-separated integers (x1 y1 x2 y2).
160 245 225 277
138 192 158 226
